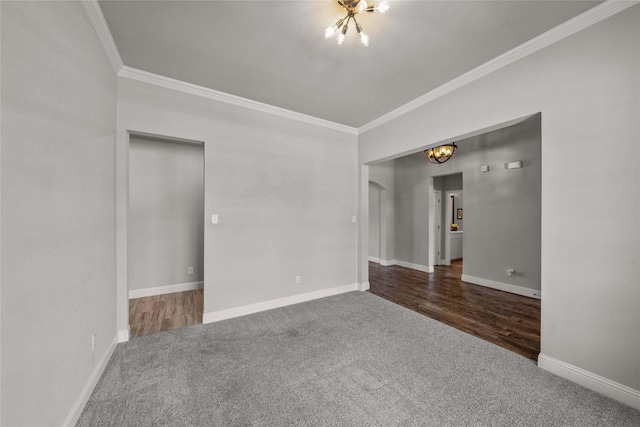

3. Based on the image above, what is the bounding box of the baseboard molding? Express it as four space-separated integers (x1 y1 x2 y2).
128 281 203 299
359 281 370 292
371 258 434 273
117 327 130 343
461 274 540 299
203 283 359 324
538 354 640 411
393 260 434 273
63 332 119 427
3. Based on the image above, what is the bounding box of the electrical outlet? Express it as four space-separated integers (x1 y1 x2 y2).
507 268 515 277
295 275 301 284
188 267 194 275
91 334 96 351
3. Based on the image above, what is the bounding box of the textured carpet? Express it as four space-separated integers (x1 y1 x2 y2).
78 291 640 426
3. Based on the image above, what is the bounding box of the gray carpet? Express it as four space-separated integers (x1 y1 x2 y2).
78 291 640 426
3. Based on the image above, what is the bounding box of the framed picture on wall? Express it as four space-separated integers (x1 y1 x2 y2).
457 209 463 220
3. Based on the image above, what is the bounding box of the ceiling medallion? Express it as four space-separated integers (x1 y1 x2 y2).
425 143 458 164
324 0 390 46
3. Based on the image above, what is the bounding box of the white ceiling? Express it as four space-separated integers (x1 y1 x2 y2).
99 0 600 128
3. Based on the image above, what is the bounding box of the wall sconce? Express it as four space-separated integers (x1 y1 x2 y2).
425 143 457 164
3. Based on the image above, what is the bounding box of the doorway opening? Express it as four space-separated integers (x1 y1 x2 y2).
366 114 541 360
127 133 205 337
432 173 463 278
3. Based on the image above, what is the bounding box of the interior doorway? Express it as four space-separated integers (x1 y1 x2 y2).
431 173 463 276
127 133 205 337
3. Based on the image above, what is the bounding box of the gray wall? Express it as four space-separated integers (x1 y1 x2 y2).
359 7 640 393
117 77 358 326
1 2 117 425
394 157 430 267
128 136 204 291
368 185 380 259
369 162 395 262
395 118 541 290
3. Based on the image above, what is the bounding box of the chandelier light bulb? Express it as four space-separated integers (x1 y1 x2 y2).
325 17 345 39
357 0 368 13
325 26 336 38
337 22 348 45
359 31 370 46
376 1 390 13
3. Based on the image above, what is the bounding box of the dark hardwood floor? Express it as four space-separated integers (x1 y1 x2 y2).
129 289 203 338
368 260 541 361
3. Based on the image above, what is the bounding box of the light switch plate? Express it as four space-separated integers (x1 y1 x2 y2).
211 214 218 224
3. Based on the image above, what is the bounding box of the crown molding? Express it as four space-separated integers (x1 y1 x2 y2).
82 0 124 73
118 66 359 135
81 0 355 134
358 0 639 134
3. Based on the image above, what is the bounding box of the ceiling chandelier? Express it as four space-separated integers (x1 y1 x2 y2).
425 143 458 164
324 0 390 46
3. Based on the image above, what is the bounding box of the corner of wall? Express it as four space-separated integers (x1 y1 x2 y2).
63 333 120 427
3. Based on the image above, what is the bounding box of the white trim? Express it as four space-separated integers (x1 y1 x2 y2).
118 66 358 135
373 259 434 272
358 1 638 134
82 0 635 138
203 283 359 323
393 260 434 273
117 327 130 343
128 281 203 299
358 281 370 292
368 256 381 263
63 332 119 427
461 274 541 299
81 0 123 73
538 354 640 411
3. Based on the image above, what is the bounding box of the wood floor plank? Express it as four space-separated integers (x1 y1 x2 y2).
129 289 203 338
368 260 541 361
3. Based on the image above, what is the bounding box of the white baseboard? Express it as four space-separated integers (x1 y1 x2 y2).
538 354 640 411
63 332 119 427
393 260 434 273
359 281 370 291
128 281 203 299
203 283 359 324
461 274 540 299
371 258 434 273
117 327 130 343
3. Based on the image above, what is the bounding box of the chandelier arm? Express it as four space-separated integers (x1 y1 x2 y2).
353 15 362 33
